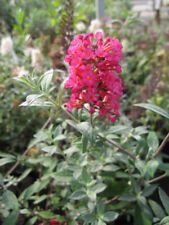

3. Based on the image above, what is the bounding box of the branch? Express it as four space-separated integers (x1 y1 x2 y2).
148 172 169 184
104 196 119 205
41 109 56 131
61 106 79 123
4 148 30 179
153 133 169 158
98 134 136 160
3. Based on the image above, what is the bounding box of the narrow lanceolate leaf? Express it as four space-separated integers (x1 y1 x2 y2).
134 103 169 119
91 183 107 194
0 173 3 186
159 188 169 215
20 94 53 107
40 69 53 91
38 211 55 219
148 199 165 220
70 190 86 200
147 132 159 155
0 157 15 166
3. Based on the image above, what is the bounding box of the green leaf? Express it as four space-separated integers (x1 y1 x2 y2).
70 190 86 200
98 220 106 225
57 78 66 106
135 160 146 176
159 163 169 172
106 125 131 134
21 179 50 201
102 211 119 222
77 122 93 151
0 173 4 186
64 146 79 156
34 194 48 204
91 183 107 194
160 216 169 224
2 209 19 225
0 157 15 166
82 213 96 223
25 216 38 225
149 199 165 220
87 189 96 201
134 205 152 225
38 210 55 219
142 184 157 197
97 201 105 217
66 120 92 151
14 75 33 88
20 209 31 215
42 145 61 155
102 164 119 172
134 103 169 119
20 94 53 107
159 187 169 215
40 69 53 91
119 194 136 202
147 132 159 155
17 168 32 182
82 133 88 152
2 190 19 210
146 160 159 177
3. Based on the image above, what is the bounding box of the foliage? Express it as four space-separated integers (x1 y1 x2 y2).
0 69 168 224
0 54 49 154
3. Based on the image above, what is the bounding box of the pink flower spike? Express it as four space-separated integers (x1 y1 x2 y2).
64 32 123 122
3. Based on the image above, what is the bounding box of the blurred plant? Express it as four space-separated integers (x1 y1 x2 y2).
0 0 15 32
59 0 74 54
0 54 48 155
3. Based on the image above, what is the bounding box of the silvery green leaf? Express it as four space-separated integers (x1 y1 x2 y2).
40 69 53 91
134 103 169 119
20 94 53 107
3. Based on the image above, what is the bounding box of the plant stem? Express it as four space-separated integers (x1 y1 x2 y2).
98 133 136 160
104 196 119 205
4 148 30 179
153 132 169 158
41 109 56 130
59 106 136 160
148 172 169 184
60 106 79 123
90 113 94 128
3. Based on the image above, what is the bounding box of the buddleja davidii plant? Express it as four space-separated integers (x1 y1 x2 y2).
15 32 124 224
13 32 169 225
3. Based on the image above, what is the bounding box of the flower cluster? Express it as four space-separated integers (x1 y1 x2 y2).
64 32 123 122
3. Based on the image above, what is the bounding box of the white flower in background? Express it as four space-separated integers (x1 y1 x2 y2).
31 48 43 69
89 19 101 33
24 47 33 57
12 66 29 77
25 34 32 46
0 36 18 63
76 21 86 32
0 36 14 55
